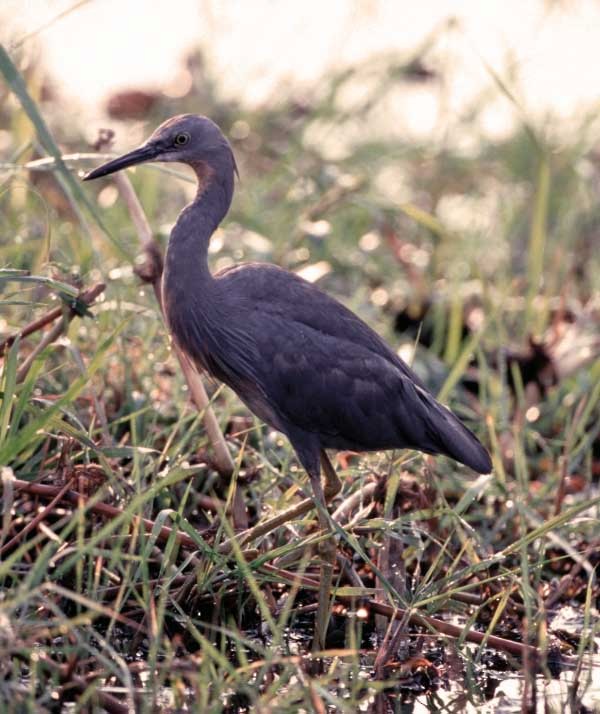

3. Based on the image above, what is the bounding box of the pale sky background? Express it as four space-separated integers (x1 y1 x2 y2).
3 0 600 142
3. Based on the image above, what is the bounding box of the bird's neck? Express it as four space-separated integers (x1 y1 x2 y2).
164 162 234 285
162 161 235 352
162 151 235 362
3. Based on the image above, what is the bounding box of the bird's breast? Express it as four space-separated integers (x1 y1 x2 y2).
162 277 206 367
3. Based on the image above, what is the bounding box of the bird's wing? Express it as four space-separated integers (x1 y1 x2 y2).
252 314 417 443
215 264 490 472
217 263 426 387
251 316 491 471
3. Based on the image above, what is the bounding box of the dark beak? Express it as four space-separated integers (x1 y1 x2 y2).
83 143 160 181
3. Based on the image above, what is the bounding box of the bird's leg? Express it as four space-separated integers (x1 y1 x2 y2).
309 450 341 652
320 449 342 502
308 469 334 652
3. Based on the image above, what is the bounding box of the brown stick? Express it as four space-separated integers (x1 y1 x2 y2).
11 479 213 550
16 316 67 382
1 305 64 353
111 173 239 493
0 478 75 555
257 562 551 661
16 283 106 383
264 564 543 660
218 495 315 553
8 472 559 664
36 652 130 714
9 478 261 564
331 481 377 523
260 563 324 590
0 282 105 355
359 597 538 660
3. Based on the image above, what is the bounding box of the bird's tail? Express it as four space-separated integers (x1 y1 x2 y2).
418 390 493 474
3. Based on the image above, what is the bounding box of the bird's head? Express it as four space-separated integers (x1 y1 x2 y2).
83 114 237 182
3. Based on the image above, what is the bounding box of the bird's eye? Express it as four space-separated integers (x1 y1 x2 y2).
174 132 190 147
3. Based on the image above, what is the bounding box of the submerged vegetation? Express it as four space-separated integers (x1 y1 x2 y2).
1 25 600 713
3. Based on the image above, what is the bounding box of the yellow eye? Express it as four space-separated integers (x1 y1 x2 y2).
174 132 190 147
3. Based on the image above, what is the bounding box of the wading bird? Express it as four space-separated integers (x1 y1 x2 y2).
84 115 492 647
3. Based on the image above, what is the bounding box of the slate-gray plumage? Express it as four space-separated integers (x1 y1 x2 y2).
84 114 492 648
85 114 492 481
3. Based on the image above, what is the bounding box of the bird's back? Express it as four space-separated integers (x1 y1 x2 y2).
205 263 492 474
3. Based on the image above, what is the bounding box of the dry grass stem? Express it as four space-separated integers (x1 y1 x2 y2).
111 172 236 482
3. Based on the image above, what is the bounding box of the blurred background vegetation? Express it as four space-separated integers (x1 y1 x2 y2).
1 1 600 712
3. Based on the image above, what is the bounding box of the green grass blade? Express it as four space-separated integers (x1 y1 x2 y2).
0 271 79 298
443 292 464 366
437 327 485 404
0 43 129 259
0 320 129 464
525 155 551 333
0 337 19 445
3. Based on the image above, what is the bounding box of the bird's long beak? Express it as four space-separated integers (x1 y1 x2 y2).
83 142 160 181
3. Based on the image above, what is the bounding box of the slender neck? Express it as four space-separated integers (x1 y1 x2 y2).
165 158 235 284
161 150 236 361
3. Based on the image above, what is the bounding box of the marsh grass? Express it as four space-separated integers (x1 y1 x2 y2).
0 33 600 713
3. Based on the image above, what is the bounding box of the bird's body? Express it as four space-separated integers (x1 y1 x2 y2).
85 113 492 648
86 114 492 479
167 258 491 475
